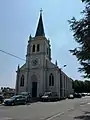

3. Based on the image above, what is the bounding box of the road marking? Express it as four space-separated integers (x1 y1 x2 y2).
80 102 85 104
87 103 90 104
80 102 87 105
43 112 64 120
42 108 74 120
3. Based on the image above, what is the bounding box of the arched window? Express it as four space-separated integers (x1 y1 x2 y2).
49 75 52 86
32 44 35 52
49 73 54 86
20 75 24 87
52 74 54 86
37 44 40 52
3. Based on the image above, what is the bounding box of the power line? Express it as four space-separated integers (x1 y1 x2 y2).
0 49 25 61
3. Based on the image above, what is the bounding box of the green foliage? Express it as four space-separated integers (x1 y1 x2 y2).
69 1 90 78
73 80 90 93
82 0 90 3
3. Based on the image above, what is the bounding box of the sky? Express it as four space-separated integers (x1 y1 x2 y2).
0 0 85 88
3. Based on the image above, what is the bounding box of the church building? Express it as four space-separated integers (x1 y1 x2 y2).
15 10 73 99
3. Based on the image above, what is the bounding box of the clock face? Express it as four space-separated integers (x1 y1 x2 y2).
32 59 38 66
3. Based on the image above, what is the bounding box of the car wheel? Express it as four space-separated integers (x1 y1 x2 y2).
11 102 15 106
48 99 50 102
24 101 26 105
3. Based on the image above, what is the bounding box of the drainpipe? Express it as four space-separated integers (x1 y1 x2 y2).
60 69 62 99
15 65 20 95
26 57 29 92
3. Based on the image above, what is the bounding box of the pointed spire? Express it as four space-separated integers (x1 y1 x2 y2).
35 9 45 37
29 34 32 40
55 60 58 66
18 64 19 70
17 64 20 72
28 34 32 43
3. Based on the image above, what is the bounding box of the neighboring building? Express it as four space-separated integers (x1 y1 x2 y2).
0 87 15 98
15 10 73 98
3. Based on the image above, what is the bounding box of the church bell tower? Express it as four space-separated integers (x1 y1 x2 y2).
26 10 51 69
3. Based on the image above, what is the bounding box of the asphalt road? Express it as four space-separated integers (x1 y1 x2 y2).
0 96 90 120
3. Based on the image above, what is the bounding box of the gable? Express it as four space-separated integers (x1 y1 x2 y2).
20 63 26 71
46 60 57 69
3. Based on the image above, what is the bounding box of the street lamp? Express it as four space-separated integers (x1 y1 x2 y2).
61 65 67 70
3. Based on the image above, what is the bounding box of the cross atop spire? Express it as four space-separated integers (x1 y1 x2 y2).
40 8 43 15
35 9 45 37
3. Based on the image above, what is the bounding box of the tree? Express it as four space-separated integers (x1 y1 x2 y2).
82 0 90 3
73 80 84 93
68 0 90 78
72 80 90 93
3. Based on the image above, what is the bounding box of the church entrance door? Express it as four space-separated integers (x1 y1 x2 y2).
32 82 37 97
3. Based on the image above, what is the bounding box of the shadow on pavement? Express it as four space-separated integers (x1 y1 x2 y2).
74 115 90 120
85 111 90 114
74 111 90 120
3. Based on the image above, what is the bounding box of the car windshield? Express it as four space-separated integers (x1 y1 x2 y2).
20 92 28 96
0 95 3 98
10 95 22 100
44 92 51 96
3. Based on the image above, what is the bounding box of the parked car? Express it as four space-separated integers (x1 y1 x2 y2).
4 95 27 106
41 92 59 102
20 92 31 103
0 95 4 104
87 93 90 96
81 93 86 97
68 94 74 99
74 93 82 98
